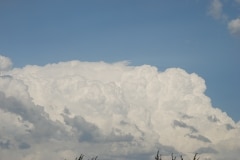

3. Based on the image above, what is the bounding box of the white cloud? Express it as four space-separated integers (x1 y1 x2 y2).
208 0 226 21
0 55 12 71
228 18 240 36
0 56 240 160
208 0 240 37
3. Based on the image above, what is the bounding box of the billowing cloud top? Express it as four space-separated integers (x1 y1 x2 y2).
0 55 12 71
0 56 239 160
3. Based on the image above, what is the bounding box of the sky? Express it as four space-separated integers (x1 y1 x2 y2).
0 0 240 160
0 0 240 122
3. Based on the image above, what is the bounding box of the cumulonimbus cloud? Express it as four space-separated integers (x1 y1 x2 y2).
0 56 239 160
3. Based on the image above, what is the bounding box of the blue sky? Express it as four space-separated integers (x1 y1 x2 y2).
0 0 239 121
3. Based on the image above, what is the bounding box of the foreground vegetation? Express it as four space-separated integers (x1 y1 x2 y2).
74 151 200 160
154 151 200 160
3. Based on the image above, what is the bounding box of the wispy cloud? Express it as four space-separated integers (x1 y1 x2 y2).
228 18 240 36
208 0 240 37
236 0 240 4
208 0 226 21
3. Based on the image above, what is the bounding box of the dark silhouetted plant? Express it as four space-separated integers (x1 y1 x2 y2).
71 151 199 160
193 153 200 160
74 154 97 160
171 153 176 160
155 150 200 160
155 150 162 160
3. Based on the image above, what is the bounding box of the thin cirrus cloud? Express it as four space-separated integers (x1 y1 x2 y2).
0 55 240 160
